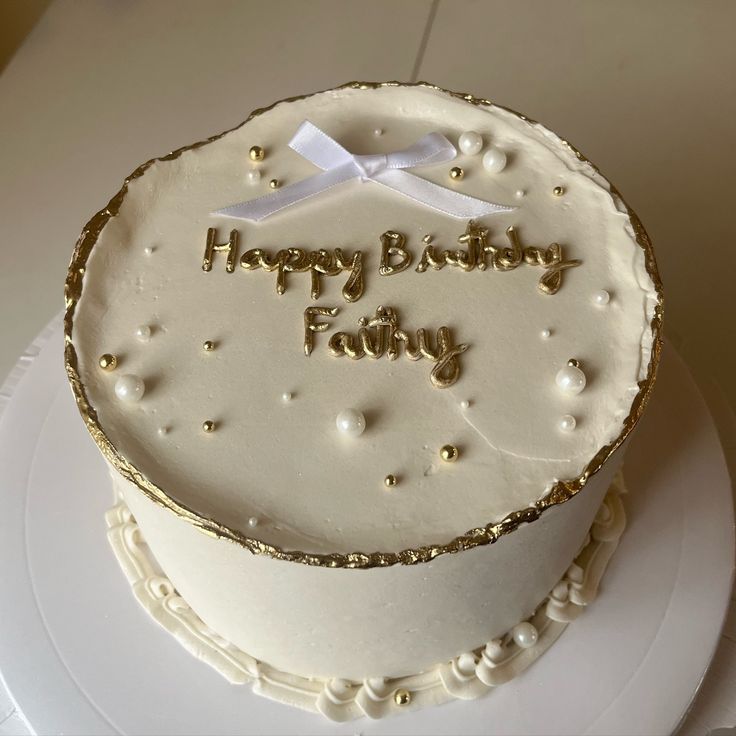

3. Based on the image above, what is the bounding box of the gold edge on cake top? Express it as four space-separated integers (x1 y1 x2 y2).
63 80 664 569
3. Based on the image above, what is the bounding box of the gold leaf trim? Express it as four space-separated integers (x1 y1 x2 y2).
64 81 664 568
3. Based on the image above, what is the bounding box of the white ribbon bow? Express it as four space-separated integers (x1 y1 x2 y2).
213 121 515 222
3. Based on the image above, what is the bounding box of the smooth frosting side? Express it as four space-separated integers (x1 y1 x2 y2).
72 84 658 554
105 471 626 722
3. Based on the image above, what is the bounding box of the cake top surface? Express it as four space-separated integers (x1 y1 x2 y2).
66 82 662 563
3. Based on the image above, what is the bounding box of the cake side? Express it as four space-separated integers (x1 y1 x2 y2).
107 468 627 719
115 444 624 681
64 82 663 564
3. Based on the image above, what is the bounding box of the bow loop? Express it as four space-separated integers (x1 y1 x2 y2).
214 121 515 222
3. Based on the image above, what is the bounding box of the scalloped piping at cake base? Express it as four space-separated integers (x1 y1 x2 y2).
105 471 627 722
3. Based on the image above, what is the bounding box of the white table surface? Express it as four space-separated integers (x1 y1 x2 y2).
0 2 734 734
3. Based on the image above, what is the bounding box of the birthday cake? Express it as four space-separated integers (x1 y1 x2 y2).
64 82 663 721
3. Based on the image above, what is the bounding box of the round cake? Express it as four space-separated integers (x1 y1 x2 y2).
65 82 662 720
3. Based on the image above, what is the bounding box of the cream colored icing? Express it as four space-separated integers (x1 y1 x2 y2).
105 471 626 721
73 84 657 555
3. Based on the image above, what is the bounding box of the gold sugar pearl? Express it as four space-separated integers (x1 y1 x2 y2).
394 689 411 706
384 474 397 488
269 178 280 189
202 420 216 433
553 185 565 197
449 166 464 181
203 340 216 352
567 358 580 367
440 444 459 463
249 145 265 162
98 353 117 371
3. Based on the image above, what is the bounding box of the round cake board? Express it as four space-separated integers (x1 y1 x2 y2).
0 321 732 736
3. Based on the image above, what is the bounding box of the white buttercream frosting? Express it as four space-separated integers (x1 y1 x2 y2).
72 84 657 556
105 471 627 721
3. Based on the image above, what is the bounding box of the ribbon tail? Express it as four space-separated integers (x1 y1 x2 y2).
373 170 516 219
213 163 357 222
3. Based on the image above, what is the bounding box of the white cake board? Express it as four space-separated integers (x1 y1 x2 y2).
0 321 732 736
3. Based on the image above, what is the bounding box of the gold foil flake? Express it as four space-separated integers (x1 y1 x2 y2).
202 228 239 273
327 306 469 389
64 81 663 569
379 231 412 275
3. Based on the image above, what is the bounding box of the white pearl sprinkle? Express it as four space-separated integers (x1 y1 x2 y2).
281 391 293 402
114 374 145 403
248 517 259 528
559 415 577 432
246 169 261 185
541 328 551 339
515 189 525 198
555 365 587 395
458 130 483 155
157 426 168 437
593 289 611 306
134 324 151 342
512 622 538 649
482 148 507 174
373 127 383 137
336 408 366 437
144 246 154 256
460 399 470 410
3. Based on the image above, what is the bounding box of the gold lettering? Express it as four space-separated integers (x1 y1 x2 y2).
335 249 364 302
379 231 413 276
304 306 339 357
237 244 363 302
323 306 468 389
203 228 239 272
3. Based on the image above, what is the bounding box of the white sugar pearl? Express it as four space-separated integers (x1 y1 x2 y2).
555 365 586 395
115 374 145 403
248 516 259 528
157 426 168 436
593 289 611 306
541 328 551 339
458 130 483 155
336 408 366 437
515 189 525 198
512 622 538 649
559 415 577 432
281 391 292 402
482 148 507 174
460 399 470 410
134 324 151 342
144 246 154 256
373 128 383 137
246 169 261 185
